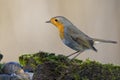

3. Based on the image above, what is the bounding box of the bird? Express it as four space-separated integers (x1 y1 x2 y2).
46 16 117 59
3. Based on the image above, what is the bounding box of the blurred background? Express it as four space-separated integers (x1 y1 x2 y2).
0 0 119 65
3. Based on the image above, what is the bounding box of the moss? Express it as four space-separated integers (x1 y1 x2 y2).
19 51 120 80
0 63 4 74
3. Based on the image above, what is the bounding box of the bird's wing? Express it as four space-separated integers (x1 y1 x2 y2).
67 27 93 49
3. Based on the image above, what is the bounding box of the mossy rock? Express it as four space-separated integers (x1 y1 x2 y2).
19 51 70 72
19 51 120 80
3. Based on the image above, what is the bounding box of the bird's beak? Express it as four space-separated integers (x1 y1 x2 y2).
46 20 51 23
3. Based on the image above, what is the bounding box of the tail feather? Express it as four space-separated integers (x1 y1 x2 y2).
92 38 117 44
92 46 97 52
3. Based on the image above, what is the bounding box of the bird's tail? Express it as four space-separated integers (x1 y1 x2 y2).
92 38 117 44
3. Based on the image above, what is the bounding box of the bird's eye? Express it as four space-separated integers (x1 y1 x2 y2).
55 19 58 22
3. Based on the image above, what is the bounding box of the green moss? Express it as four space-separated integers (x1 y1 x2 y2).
0 63 4 74
19 51 120 80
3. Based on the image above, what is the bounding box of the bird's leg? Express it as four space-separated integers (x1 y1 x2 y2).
71 52 82 60
66 51 79 57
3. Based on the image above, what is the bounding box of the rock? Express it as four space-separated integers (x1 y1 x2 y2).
2 62 30 80
33 62 56 80
25 72 34 80
33 61 68 80
20 52 120 80
0 74 11 80
0 74 30 80
11 73 30 80
2 62 23 75
33 59 120 80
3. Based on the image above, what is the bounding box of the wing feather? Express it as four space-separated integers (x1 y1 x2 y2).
67 27 97 51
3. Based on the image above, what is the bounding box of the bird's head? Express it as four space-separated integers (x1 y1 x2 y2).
46 16 72 28
46 16 72 39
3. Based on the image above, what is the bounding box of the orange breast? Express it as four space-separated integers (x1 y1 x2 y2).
54 23 64 39
58 24 64 40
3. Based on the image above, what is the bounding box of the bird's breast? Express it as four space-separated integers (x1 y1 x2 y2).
57 24 64 40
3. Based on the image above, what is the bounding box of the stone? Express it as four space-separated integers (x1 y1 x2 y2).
2 62 31 80
2 62 23 75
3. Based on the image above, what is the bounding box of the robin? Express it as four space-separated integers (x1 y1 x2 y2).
46 16 117 59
